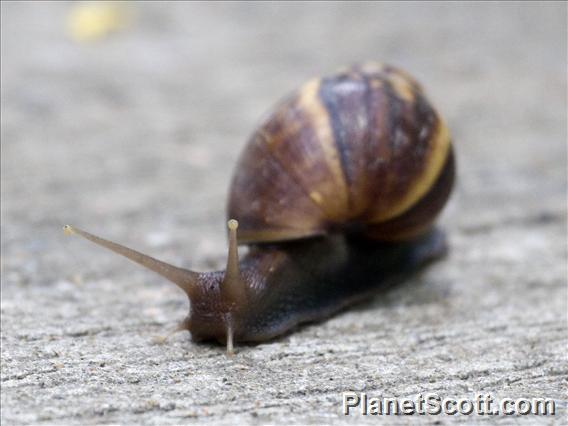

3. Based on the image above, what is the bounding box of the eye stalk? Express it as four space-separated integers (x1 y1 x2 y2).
220 219 246 355
221 220 246 306
62 225 199 296
63 221 245 355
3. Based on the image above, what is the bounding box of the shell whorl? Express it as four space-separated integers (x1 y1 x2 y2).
228 62 454 243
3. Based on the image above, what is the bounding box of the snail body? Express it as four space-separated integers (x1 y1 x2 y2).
66 62 455 354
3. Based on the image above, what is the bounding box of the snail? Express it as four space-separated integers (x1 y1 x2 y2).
65 62 455 355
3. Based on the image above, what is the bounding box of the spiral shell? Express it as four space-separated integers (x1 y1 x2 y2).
228 62 454 243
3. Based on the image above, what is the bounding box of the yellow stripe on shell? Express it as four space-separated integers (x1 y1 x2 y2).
237 227 326 244
370 117 452 223
359 62 386 74
296 78 350 219
387 72 416 103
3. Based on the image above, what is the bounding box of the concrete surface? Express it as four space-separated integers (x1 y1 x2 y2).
1 2 566 425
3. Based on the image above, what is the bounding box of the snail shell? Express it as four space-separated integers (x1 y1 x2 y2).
229 62 453 243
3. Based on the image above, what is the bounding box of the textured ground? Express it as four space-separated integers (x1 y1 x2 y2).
1 2 567 425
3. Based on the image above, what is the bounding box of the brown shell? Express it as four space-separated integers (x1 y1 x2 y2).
227 62 454 244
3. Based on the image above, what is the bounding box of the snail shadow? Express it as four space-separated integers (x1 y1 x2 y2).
346 226 451 312
348 266 445 312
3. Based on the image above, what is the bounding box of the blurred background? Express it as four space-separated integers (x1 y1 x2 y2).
1 2 566 424
2 1 566 267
